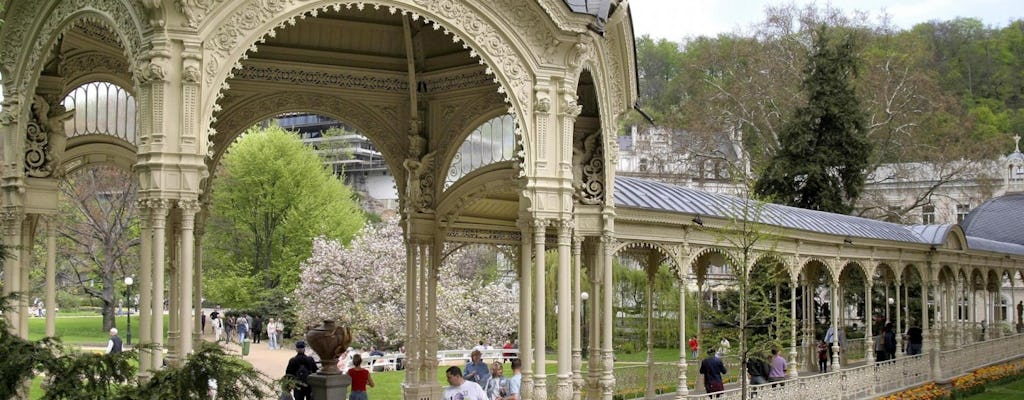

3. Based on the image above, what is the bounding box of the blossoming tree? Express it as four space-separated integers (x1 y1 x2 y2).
296 218 518 348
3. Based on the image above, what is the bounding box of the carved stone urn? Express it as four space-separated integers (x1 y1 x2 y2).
305 320 352 374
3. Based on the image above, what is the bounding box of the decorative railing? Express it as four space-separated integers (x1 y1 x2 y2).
939 333 1024 381
671 334 1024 399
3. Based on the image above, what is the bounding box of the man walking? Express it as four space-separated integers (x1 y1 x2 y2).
500 359 522 400
106 328 123 354
444 366 488 400
768 348 787 383
285 341 318 400
699 348 726 396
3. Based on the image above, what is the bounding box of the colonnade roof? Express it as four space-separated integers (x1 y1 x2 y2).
961 193 1024 246
614 177 1024 256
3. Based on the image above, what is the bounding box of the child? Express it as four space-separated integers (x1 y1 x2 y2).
817 340 829 373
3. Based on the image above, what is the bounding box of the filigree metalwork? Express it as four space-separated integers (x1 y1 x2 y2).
61 81 138 145
444 114 516 189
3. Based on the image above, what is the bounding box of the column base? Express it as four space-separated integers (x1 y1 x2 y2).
309 373 351 400
402 382 440 400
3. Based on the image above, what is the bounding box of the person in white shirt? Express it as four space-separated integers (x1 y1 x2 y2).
106 328 123 354
717 337 731 357
267 318 279 349
443 366 488 400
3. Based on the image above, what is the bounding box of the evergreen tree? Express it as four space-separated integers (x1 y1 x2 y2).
754 25 871 214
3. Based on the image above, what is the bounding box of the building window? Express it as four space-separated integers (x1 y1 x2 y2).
922 205 935 224
956 204 970 223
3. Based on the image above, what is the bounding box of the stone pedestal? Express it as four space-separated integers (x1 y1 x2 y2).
309 373 351 400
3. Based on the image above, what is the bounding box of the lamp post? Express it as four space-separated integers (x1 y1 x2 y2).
124 276 134 345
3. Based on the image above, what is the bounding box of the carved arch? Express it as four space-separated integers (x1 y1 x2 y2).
198 0 543 169
207 91 402 194
60 52 134 92
1 0 147 115
441 111 518 191
62 134 137 175
435 162 519 225
612 240 685 279
752 252 795 281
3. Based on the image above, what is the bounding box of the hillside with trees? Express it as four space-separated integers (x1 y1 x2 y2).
629 4 1024 215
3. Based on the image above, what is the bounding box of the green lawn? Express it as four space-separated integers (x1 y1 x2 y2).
965 376 1024 399
27 314 168 346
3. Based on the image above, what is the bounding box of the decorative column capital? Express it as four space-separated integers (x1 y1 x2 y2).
557 218 574 237
0 208 25 236
532 218 549 232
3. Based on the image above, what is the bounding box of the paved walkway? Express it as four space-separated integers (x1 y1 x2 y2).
202 331 295 380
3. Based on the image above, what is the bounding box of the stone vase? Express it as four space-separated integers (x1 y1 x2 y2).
305 320 352 375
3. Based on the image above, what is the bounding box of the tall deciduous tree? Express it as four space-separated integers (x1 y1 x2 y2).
296 218 518 348
205 125 364 308
754 25 871 214
57 166 139 331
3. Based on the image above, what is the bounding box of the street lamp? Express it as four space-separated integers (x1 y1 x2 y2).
124 276 134 346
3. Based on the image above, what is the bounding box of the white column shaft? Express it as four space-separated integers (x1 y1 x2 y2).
45 217 57 337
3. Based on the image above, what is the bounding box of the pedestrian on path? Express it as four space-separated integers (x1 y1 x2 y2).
106 328 123 354
268 317 279 349
699 348 726 396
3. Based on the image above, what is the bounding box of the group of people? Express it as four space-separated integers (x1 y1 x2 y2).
697 340 788 396
448 350 522 400
874 320 924 362
284 340 377 400
283 344 521 400
206 310 286 350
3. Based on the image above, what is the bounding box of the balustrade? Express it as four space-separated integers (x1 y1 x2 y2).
661 334 1024 400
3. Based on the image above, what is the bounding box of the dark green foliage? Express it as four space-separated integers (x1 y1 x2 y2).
118 343 275 400
0 293 57 399
41 348 136 400
1 291 276 400
754 25 870 214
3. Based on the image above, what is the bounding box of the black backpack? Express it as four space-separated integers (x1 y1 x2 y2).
295 364 311 384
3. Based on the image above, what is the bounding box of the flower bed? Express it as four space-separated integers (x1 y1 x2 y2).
879 382 951 400
882 359 1024 400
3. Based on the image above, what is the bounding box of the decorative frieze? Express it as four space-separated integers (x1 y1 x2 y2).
177 0 226 29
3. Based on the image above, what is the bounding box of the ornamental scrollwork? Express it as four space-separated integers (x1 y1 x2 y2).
60 52 131 86
572 131 603 205
231 65 408 92
25 96 75 178
177 0 226 29
567 34 594 69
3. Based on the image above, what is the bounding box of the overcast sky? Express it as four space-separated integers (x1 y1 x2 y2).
630 0 1023 41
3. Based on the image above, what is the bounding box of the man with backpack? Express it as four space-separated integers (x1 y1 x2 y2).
285 341 318 400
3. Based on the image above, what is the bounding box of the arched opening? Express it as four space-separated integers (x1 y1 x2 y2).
61 81 136 144
444 114 516 190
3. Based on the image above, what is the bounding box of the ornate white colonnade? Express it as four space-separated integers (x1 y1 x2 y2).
2 2 1023 400
1 1 640 399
